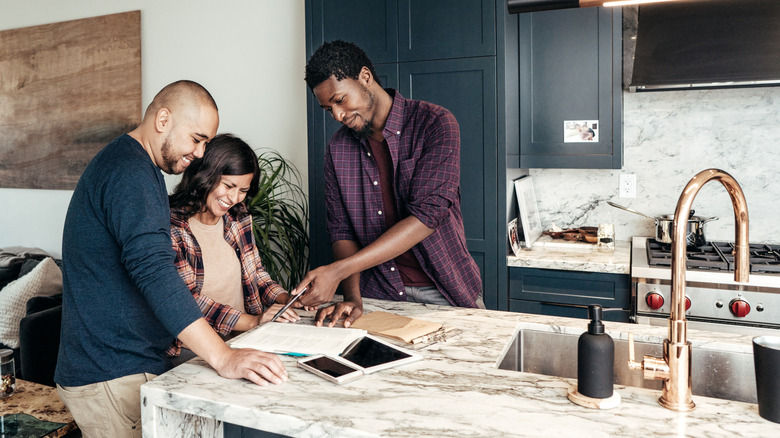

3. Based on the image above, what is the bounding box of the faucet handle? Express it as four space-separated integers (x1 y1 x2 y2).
626 332 670 380
627 332 642 371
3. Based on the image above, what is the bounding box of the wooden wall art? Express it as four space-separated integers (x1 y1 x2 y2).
0 11 141 190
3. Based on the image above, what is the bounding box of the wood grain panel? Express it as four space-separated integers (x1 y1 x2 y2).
0 11 141 190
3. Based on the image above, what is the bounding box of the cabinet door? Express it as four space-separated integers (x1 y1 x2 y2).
308 0 398 63
516 7 622 169
399 58 498 304
306 65 399 269
398 0 495 62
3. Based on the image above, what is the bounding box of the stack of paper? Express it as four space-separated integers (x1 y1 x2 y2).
229 323 366 356
349 311 443 343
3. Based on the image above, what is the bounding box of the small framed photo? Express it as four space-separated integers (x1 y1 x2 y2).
507 218 522 256
514 176 542 249
564 120 599 143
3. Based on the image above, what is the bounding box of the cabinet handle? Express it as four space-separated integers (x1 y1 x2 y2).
540 302 624 311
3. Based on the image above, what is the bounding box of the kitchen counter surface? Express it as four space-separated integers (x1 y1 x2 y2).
141 299 779 437
507 235 631 274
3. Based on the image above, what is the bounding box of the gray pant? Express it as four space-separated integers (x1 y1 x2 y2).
404 285 486 308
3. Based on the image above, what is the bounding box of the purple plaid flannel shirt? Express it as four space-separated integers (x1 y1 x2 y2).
324 89 482 307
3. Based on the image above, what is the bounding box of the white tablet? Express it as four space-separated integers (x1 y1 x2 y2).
297 355 364 384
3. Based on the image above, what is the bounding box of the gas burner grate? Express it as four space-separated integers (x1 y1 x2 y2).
645 240 780 274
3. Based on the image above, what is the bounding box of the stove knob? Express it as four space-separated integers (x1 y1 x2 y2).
729 299 751 318
685 296 691 311
645 292 665 310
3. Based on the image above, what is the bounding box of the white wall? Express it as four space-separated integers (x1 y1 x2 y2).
0 0 307 257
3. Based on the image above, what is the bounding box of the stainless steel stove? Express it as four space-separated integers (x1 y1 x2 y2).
631 236 780 335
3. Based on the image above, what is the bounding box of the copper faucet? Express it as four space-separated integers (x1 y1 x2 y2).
629 169 750 411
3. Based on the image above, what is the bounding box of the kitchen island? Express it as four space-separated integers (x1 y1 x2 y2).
141 299 779 437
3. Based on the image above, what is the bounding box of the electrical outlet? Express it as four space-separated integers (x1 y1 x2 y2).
619 173 636 198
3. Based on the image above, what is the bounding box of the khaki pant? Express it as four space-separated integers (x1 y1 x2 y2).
57 373 156 438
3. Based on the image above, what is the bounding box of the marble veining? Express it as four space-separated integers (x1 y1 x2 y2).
515 11 780 246
507 236 630 274
141 300 780 437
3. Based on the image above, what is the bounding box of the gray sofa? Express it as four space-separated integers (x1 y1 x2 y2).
0 247 62 386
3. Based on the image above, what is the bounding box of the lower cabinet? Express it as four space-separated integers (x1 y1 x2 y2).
509 267 630 322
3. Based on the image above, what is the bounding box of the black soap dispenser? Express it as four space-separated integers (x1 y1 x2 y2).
577 304 614 399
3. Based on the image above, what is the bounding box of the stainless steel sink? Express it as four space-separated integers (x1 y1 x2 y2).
498 329 756 403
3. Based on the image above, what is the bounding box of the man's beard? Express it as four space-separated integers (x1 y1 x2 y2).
352 85 376 139
353 121 373 139
160 136 180 174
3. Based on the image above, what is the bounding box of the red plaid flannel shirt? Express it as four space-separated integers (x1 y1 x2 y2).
166 204 285 356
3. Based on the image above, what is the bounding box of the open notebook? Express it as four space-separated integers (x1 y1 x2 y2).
229 323 366 356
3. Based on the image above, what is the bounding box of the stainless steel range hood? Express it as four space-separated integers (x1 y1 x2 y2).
629 0 780 91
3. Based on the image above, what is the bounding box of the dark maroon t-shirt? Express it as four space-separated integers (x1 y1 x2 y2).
367 136 434 287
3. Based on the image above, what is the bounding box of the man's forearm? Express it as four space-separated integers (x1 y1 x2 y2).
334 215 433 281
177 317 232 368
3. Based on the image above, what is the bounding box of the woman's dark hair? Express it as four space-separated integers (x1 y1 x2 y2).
169 133 260 217
304 40 381 89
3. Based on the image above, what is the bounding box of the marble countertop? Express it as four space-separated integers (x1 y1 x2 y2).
507 235 631 274
141 299 780 437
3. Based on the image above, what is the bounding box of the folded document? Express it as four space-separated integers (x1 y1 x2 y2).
348 310 443 343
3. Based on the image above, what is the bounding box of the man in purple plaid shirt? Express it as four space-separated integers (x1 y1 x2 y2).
295 41 483 327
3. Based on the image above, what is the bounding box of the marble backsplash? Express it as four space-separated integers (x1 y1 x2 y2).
519 6 780 245
526 86 780 244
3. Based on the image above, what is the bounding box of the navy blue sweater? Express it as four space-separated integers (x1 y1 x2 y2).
55 135 203 386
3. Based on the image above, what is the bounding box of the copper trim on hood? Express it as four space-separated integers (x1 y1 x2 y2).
507 0 683 14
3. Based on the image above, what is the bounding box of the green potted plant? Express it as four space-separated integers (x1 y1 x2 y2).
245 149 309 291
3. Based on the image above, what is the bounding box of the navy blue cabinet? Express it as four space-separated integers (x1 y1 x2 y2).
509 267 631 322
399 57 498 305
398 0 496 61
307 0 398 64
305 0 506 309
305 1 623 311
510 7 623 169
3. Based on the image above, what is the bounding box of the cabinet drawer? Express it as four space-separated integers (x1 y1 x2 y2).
509 299 630 322
509 267 630 309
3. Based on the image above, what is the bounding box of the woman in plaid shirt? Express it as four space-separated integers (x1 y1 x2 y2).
166 134 299 359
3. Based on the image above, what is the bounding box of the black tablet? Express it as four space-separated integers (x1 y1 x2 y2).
339 335 422 374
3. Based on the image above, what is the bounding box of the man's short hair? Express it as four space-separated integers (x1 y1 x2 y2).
145 80 217 119
304 40 382 89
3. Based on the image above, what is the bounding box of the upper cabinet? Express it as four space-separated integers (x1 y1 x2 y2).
307 0 398 63
397 0 495 61
309 0 496 63
509 7 623 169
